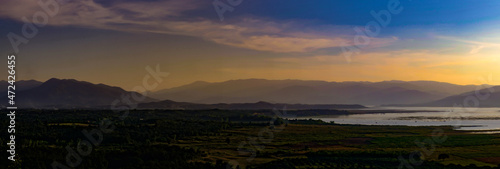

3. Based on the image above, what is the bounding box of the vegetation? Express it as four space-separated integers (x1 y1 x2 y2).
2 109 500 168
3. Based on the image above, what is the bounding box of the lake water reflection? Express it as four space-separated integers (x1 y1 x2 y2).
306 107 500 131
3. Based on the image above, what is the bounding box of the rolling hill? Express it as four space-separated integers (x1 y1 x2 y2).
138 100 365 110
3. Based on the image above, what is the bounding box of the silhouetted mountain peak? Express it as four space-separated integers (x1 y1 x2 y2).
1 78 153 108
42 78 82 87
255 101 273 105
43 78 88 84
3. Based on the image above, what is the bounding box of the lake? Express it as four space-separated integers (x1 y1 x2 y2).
305 107 500 132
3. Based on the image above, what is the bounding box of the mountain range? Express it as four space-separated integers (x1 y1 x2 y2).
138 100 365 110
150 79 481 105
0 78 155 108
407 85 500 107
1 78 498 108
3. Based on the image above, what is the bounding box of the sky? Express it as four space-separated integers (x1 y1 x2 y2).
1 0 500 90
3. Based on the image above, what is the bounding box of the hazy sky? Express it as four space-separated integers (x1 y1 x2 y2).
1 0 500 90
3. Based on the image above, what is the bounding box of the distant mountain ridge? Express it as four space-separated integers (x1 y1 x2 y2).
138 100 365 110
1 78 492 108
1 78 155 108
0 80 43 92
150 79 480 105
405 86 500 107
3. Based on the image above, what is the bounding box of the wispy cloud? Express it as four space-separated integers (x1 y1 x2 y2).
437 36 500 54
0 0 397 53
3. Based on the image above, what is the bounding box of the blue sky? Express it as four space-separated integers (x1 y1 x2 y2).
1 0 500 89
220 0 500 25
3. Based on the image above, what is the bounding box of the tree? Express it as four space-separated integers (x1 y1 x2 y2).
438 154 450 160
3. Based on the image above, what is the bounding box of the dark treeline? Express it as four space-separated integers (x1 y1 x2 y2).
1 109 269 169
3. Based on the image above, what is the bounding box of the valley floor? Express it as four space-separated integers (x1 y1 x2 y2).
2 109 500 169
